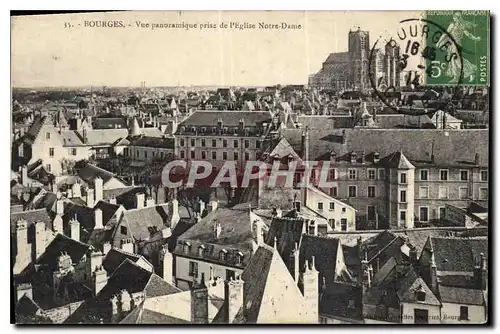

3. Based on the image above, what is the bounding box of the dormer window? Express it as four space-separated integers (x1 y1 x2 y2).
222 127 228 134
350 152 357 164
212 127 217 133
236 252 244 266
201 127 206 133
219 249 227 261
46 132 51 139
198 245 205 257
183 242 191 254
416 289 426 302
191 126 196 132
374 152 380 164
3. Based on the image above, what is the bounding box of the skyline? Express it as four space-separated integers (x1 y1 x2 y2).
12 11 419 88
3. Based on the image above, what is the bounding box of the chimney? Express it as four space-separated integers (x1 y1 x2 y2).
94 177 103 203
290 243 300 282
56 199 64 216
94 208 103 229
474 253 487 290
409 245 418 264
72 182 82 198
70 217 80 241
361 151 366 164
301 258 319 322
224 277 244 323
213 222 222 239
170 197 180 230
102 242 111 255
86 189 95 208
475 153 480 165
92 265 107 296
16 283 33 302
429 250 438 294
275 208 282 218
198 199 206 215
109 196 117 205
119 289 133 313
135 193 145 209
145 196 155 207
34 221 47 260
15 220 28 257
121 238 134 253
161 245 174 283
52 214 63 233
20 165 28 187
341 130 347 145
301 127 310 161
191 273 209 324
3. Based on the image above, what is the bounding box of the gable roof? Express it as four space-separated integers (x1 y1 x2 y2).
426 236 488 272
78 163 118 185
118 204 170 241
36 234 91 271
282 128 488 167
438 285 484 305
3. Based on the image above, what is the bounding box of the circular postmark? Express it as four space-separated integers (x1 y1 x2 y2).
368 18 465 116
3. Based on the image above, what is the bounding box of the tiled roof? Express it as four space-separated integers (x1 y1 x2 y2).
438 285 484 305
375 114 434 128
36 234 90 271
178 111 272 127
102 186 148 210
118 204 171 241
264 215 304 268
127 136 174 149
282 128 489 167
94 200 121 226
93 117 128 129
427 237 488 272
174 208 256 268
60 129 128 147
299 235 346 282
397 272 441 306
78 163 118 184
319 282 363 320
10 208 52 234
324 52 349 63
103 247 142 274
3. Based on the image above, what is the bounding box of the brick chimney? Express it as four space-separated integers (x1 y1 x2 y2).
20 165 28 187
102 242 112 255
72 182 82 198
93 265 107 296
190 273 209 324
161 245 174 283
145 196 155 207
224 277 244 323
86 189 95 208
135 193 145 209
119 289 133 313
94 208 103 230
52 214 63 233
34 221 47 261
94 177 103 203
70 217 80 241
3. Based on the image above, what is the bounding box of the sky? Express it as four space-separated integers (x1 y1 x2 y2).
11 11 421 87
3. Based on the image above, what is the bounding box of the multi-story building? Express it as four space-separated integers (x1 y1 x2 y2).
174 111 274 170
278 127 488 229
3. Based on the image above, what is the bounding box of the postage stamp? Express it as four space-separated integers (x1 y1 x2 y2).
424 10 490 86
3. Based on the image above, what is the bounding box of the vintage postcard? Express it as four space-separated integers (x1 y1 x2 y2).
11 10 489 324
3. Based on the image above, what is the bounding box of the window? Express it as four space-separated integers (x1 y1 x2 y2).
244 140 250 148
419 207 429 222
212 151 217 160
256 141 261 149
49 147 54 157
226 269 235 280
379 169 385 180
348 300 355 309
479 187 488 200
244 152 250 161
348 169 357 180
121 226 127 235
234 152 239 161
329 169 336 180
198 246 205 257
236 252 243 266
440 169 448 181
201 139 206 147
180 150 185 159
183 243 191 254
190 139 195 147
330 187 338 197
400 172 407 184
414 309 428 324
348 186 357 197
341 219 347 231
368 186 376 198
400 210 406 223
144 151 148 158
416 291 426 302
212 139 217 148
18 145 23 157
220 250 227 261
368 169 376 180
234 140 238 148
438 186 448 199
420 169 429 181
201 151 207 159
329 202 335 211
481 170 488 181
189 261 198 276
223 139 228 148
342 207 346 213
180 139 185 146
439 207 446 219
46 164 51 172
46 132 50 139
400 190 406 203
460 170 469 181
222 152 228 160
459 187 468 200
460 306 469 320
317 202 323 211
367 206 376 220
419 186 429 199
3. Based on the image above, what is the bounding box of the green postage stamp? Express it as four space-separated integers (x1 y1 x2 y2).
424 10 490 86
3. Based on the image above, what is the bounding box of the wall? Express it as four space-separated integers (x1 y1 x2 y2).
305 186 356 231
441 303 486 324
401 302 441 324
174 255 243 290
29 123 67 175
